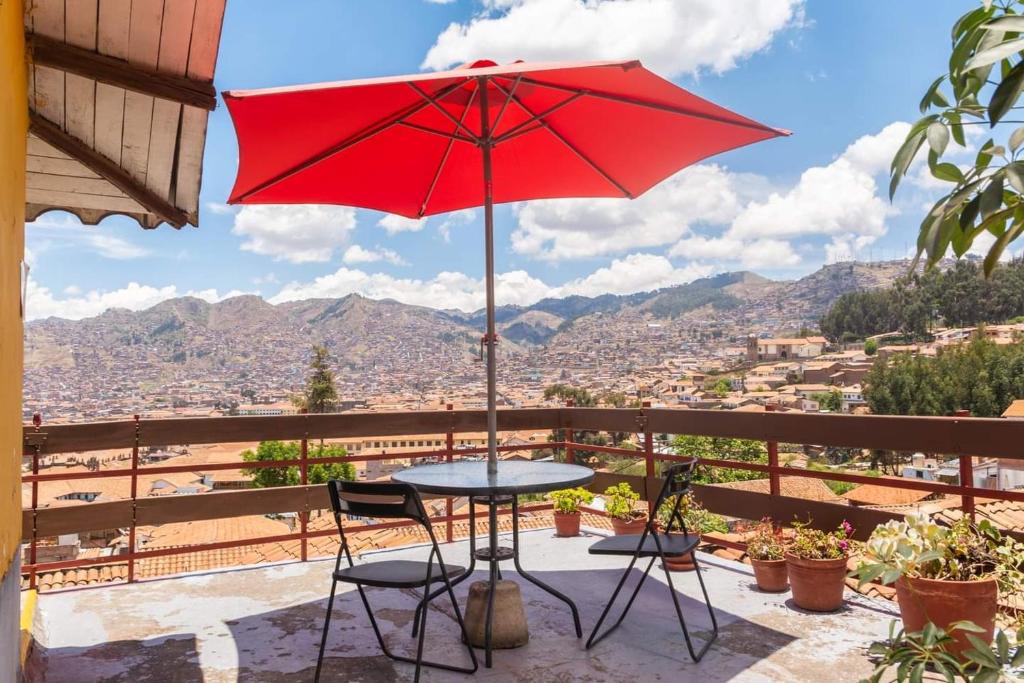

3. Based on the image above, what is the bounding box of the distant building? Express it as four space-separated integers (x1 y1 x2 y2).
748 335 826 361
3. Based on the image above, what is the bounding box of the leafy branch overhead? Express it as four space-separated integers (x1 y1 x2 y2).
892 1 1024 274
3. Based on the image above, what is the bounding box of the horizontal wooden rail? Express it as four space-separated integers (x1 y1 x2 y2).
21 501 555 575
24 408 1024 460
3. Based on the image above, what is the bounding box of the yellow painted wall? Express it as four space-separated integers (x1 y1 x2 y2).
0 0 27 573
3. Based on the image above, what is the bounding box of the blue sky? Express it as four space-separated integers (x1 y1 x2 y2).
26 0 984 319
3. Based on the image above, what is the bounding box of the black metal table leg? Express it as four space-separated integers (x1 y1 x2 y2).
509 495 583 637
484 494 499 667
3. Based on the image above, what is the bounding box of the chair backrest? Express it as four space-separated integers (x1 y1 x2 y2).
651 459 698 531
326 480 429 526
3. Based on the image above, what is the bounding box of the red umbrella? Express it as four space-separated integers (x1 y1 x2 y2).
224 59 788 474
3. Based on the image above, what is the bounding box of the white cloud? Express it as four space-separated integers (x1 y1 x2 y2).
379 214 427 235
25 279 254 321
82 233 152 260
205 201 237 215
26 280 180 321
271 267 550 311
669 235 800 270
724 123 916 263
511 164 755 260
231 205 357 263
438 209 477 243
423 0 805 77
26 215 153 260
342 245 409 266
271 252 710 311
558 254 713 297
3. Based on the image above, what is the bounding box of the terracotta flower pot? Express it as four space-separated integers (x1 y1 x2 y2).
610 517 647 535
895 575 998 660
785 553 847 612
750 558 788 592
553 511 582 537
662 533 696 571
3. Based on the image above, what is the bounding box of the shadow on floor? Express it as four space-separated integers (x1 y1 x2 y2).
30 633 204 683
224 565 796 682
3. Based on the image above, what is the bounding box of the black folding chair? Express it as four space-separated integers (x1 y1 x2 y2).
585 459 718 662
314 480 478 682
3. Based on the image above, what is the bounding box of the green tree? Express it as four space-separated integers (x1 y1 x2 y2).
864 338 878 356
293 344 338 414
811 389 844 412
708 378 732 397
544 383 596 407
241 440 355 488
890 2 1024 272
864 333 1024 416
671 435 767 484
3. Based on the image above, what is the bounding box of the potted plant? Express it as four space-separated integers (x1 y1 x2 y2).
603 482 647 535
550 487 594 537
864 620 1024 682
785 519 854 612
854 514 1024 659
656 492 728 571
746 518 788 592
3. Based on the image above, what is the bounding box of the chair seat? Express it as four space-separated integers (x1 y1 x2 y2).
334 560 466 588
589 532 700 558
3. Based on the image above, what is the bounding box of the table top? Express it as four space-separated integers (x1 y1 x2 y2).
392 460 594 496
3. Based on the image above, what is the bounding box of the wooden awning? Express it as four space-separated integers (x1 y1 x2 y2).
24 0 226 229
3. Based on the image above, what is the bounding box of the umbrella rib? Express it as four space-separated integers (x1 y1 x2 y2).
418 81 480 217
407 82 481 142
492 92 583 146
233 80 468 203
491 74 523 135
516 76 786 136
490 80 633 199
397 121 477 145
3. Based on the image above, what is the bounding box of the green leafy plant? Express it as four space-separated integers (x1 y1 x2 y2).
854 514 1024 599
603 482 644 522
746 517 786 561
550 487 594 515
863 620 1024 683
788 518 854 560
241 440 354 488
656 492 729 534
891 1 1024 273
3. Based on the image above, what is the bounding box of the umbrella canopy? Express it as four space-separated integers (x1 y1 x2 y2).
224 59 788 475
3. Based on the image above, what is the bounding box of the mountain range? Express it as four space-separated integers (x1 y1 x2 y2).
25 260 913 370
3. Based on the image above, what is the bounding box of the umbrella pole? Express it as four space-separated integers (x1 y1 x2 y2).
480 76 498 477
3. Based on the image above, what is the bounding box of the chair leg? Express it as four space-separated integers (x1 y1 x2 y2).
413 584 430 683
585 555 655 650
442 571 479 673
661 551 718 662
356 582 479 676
314 579 338 683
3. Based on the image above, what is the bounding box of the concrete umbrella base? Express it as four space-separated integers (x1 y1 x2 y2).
463 580 529 649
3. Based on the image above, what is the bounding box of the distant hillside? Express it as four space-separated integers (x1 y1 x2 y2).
26 260 916 377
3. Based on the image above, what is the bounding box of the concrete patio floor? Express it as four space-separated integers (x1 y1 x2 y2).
29 528 900 682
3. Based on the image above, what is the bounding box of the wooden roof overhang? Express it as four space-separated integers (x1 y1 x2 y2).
24 0 227 229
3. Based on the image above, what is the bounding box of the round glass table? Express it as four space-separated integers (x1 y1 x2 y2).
392 460 594 666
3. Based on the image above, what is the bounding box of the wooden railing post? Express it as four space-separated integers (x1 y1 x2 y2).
28 413 41 590
299 412 309 563
765 404 780 498
642 401 654 516
128 414 140 583
446 402 454 544
954 409 974 521
564 399 574 464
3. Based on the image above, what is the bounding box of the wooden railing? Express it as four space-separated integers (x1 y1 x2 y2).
20 406 1024 588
